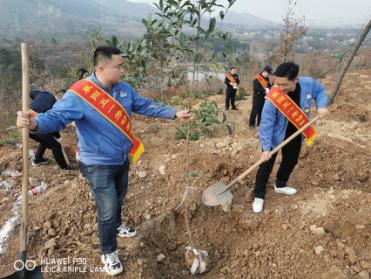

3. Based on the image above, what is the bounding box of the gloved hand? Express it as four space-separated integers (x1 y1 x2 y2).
265 87 270 94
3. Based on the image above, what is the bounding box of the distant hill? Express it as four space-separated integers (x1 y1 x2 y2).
222 11 276 27
0 0 275 39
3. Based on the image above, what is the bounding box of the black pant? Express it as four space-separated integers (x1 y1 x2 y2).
249 92 265 126
254 135 302 199
225 90 237 110
29 132 69 169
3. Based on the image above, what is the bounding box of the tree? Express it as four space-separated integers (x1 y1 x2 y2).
267 0 307 65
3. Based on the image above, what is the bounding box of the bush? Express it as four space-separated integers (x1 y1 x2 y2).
175 100 235 141
236 87 247 101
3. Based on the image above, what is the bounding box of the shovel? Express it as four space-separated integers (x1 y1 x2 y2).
3 43 43 279
202 114 321 207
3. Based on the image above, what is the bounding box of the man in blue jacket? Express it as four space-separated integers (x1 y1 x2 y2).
252 62 328 214
17 46 190 276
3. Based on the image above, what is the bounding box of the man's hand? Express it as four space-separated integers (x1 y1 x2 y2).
317 107 329 118
176 110 191 119
265 87 270 94
261 151 271 161
17 111 37 130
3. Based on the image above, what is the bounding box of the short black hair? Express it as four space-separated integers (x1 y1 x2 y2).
274 62 299 81
77 67 88 77
230 66 236 70
93 46 122 66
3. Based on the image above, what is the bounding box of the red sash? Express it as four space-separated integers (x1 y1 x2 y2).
226 73 237 84
265 87 317 145
255 75 268 89
226 73 238 91
69 79 144 163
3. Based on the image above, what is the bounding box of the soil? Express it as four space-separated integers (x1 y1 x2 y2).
0 69 370 279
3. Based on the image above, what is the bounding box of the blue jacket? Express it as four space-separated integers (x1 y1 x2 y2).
259 77 328 151
35 73 177 165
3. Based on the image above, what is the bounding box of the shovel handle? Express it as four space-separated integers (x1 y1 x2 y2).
225 114 322 190
20 43 30 255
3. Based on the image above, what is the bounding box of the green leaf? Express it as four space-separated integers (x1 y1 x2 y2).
219 10 225 20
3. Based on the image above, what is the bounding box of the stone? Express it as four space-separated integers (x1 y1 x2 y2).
156 253 166 262
143 213 151 220
345 246 357 264
158 165 166 175
43 221 53 230
137 170 148 178
44 238 56 251
48 228 57 237
309 225 326 235
356 225 366 230
314 245 324 255
357 271 369 279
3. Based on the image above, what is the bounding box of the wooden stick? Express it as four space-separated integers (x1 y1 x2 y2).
20 42 29 260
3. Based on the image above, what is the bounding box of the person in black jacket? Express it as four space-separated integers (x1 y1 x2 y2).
224 67 240 110
249 66 273 127
29 84 70 169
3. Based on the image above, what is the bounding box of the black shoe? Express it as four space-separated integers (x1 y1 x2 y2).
32 158 49 167
232 108 238 110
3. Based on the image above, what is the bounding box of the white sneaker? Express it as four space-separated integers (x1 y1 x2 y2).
117 223 137 238
101 250 123 276
274 184 297 195
252 198 264 214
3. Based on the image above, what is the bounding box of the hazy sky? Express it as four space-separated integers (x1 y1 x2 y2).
129 0 371 26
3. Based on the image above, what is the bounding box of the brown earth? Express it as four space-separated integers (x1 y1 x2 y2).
0 69 370 279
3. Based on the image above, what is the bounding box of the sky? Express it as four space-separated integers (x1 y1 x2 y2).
128 0 371 26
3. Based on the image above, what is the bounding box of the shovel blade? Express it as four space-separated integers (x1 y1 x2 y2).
202 181 233 207
2 266 43 279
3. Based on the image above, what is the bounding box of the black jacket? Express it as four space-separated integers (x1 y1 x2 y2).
30 91 57 113
253 74 271 95
224 74 240 93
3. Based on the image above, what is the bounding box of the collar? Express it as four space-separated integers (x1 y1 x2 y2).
88 73 120 93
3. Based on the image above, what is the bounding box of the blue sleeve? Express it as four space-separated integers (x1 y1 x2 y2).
259 100 277 151
35 92 84 134
131 87 176 119
311 79 328 108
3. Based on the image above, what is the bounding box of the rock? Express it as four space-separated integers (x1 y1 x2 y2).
52 220 60 228
143 213 151 220
356 171 369 182
43 221 53 230
282 224 289 230
314 246 324 255
190 203 197 212
345 246 357 264
352 264 362 273
158 165 166 175
171 154 177 160
48 228 57 237
45 238 57 250
221 200 232 212
156 253 166 262
356 225 366 230
357 271 370 279
33 226 41 231
360 261 370 269
137 170 148 178
310 225 326 235
83 224 92 233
